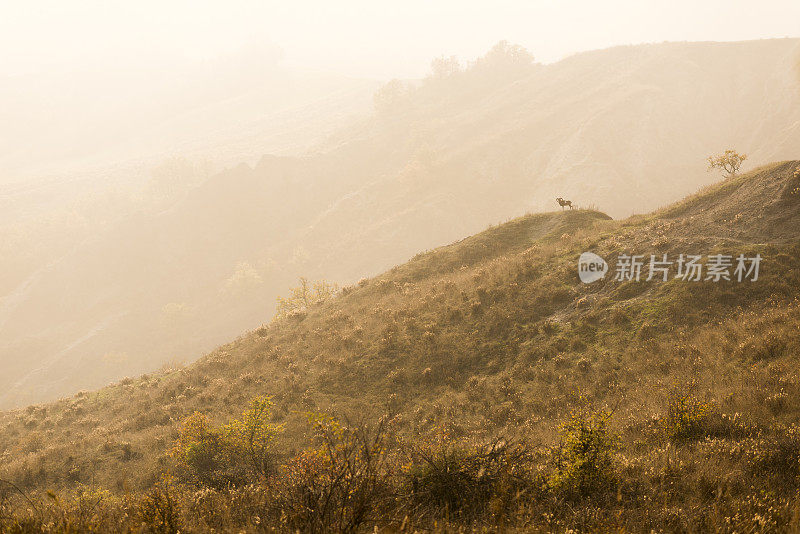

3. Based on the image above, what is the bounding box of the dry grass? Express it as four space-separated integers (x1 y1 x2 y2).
1 163 800 532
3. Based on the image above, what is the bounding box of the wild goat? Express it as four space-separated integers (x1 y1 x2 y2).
556 197 573 210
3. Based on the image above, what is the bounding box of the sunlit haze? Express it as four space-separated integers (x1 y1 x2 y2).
2 0 799 78
2 2 800 529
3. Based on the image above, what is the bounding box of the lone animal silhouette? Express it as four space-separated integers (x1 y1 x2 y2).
556 197 573 210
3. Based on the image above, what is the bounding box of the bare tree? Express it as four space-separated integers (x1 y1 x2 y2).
707 150 747 177
275 277 339 320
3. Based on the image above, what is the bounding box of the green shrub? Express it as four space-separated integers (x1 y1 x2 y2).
224 396 284 481
172 397 284 487
549 408 617 498
664 392 715 442
171 412 228 487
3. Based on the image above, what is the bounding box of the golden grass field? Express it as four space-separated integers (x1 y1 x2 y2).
1 161 800 532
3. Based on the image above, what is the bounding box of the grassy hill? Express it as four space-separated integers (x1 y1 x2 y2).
1 161 800 531
3 39 800 409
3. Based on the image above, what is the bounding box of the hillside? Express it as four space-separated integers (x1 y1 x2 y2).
1 161 800 531
2 39 799 409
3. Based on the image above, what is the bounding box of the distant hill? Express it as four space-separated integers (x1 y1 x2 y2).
1 39 799 408
0 51 377 182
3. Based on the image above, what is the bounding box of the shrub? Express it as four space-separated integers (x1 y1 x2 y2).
663 392 715 442
137 476 182 534
224 396 284 481
402 435 530 520
173 398 284 487
549 408 617 498
172 412 229 487
45 486 119 532
270 414 390 533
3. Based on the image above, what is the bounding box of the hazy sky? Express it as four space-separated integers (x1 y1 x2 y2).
2 0 799 78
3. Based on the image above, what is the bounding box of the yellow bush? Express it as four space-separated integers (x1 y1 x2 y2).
664 392 715 442
224 396 284 481
549 408 617 498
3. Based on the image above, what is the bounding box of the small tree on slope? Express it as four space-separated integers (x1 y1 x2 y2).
708 149 747 177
